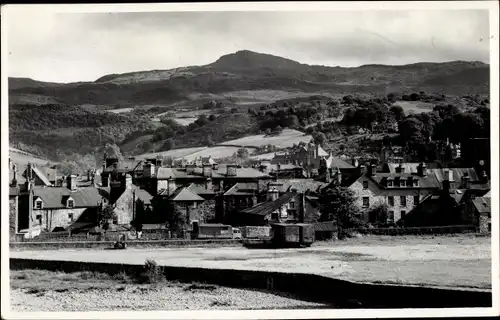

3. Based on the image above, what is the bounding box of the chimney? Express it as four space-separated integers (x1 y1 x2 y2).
123 174 132 189
11 164 18 187
205 177 213 190
87 169 92 182
267 183 280 202
276 163 281 180
367 164 376 177
67 175 77 191
291 187 298 194
202 164 212 177
102 175 110 188
325 168 332 183
226 164 237 177
252 195 258 206
417 162 427 177
461 173 471 189
336 169 342 185
212 163 219 171
143 162 156 178
442 179 450 194
27 162 34 181
186 164 196 175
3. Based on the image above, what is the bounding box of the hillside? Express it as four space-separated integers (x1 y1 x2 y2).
9 50 490 108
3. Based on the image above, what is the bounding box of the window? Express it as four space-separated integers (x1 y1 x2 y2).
363 181 369 189
113 216 118 224
289 201 295 209
34 200 43 209
401 210 406 218
413 180 419 187
67 199 74 208
414 195 420 205
387 211 395 223
36 214 42 224
68 212 74 222
387 180 393 187
400 179 406 187
362 197 370 208
400 196 407 207
388 196 394 207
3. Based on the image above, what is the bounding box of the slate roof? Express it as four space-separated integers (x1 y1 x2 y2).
157 165 271 179
240 192 295 216
275 179 327 194
135 188 153 205
187 183 216 195
169 187 205 202
327 157 355 169
104 159 143 173
32 187 102 209
22 166 52 186
224 182 259 196
483 191 491 198
428 168 479 182
472 198 491 214
370 172 441 189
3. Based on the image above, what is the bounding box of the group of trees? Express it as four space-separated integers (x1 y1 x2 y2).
398 104 490 161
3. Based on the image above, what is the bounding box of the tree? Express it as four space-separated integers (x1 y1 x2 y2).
367 203 389 226
387 93 397 103
163 138 175 151
208 114 217 121
103 143 123 161
390 105 405 121
206 135 214 147
101 205 117 231
313 132 327 145
236 148 249 159
194 115 210 127
264 128 272 135
318 187 360 239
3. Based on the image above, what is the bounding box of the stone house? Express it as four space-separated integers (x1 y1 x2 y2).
344 163 441 224
20 173 103 233
471 197 491 234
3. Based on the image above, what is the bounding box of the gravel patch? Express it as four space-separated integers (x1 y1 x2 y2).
10 285 329 311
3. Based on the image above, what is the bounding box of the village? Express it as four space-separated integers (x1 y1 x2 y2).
8 134 492 245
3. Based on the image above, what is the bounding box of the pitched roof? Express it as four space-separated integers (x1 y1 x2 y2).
104 159 143 173
483 191 491 198
223 182 258 196
327 156 355 169
169 187 205 202
428 168 480 182
275 179 327 194
22 166 52 186
32 186 102 209
187 183 216 195
317 145 329 157
472 198 491 214
385 162 438 174
370 172 441 189
134 187 153 205
240 192 295 216
156 165 271 180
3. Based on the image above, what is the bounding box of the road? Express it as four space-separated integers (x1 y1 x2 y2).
10 236 491 290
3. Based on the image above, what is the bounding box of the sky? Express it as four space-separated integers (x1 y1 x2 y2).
5 7 491 83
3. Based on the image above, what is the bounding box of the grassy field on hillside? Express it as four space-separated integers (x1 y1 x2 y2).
393 100 434 114
219 129 312 148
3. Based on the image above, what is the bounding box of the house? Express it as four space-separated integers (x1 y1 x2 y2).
380 145 404 164
272 143 350 172
100 156 144 187
99 173 153 225
344 162 442 224
471 198 491 234
18 164 104 234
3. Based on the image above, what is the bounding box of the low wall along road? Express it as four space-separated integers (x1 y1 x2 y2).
10 258 491 309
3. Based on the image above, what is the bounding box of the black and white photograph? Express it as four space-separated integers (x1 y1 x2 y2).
1 1 498 318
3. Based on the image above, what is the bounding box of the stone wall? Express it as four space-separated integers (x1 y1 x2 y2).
479 214 490 234
174 200 216 224
31 207 87 232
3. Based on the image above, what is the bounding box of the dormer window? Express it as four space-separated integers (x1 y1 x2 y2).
400 178 406 187
67 197 75 208
413 179 419 187
34 198 43 210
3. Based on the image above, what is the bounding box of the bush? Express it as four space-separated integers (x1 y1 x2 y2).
141 259 163 284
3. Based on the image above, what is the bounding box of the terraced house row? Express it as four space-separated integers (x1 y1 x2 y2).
8 140 492 240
